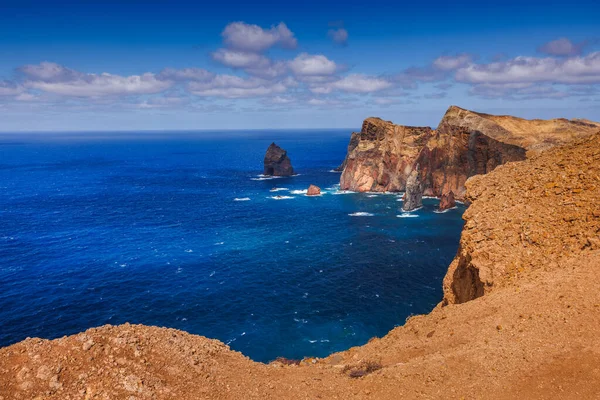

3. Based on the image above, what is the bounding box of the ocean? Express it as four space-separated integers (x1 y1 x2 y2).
0 130 465 362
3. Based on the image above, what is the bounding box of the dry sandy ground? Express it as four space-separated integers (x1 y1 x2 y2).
1 134 599 400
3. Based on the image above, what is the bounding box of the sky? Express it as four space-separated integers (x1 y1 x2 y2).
0 0 599 131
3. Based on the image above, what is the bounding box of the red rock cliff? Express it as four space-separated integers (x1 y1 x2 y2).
339 106 600 200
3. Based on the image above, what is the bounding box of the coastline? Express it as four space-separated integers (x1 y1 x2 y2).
1 133 599 399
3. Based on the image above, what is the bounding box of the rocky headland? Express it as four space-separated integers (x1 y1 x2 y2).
1 114 600 399
264 143 294 176
339 106 600 200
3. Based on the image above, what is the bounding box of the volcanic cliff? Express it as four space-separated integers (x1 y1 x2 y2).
339 106 600 200
1 123 600 399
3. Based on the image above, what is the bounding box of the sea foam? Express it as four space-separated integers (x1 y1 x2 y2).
348 212 375 217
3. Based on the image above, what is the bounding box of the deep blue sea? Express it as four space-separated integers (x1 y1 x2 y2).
0 130 464 362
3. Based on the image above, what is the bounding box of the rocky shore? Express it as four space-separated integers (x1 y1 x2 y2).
1 124 600 399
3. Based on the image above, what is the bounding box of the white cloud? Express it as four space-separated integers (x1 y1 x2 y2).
311 74 392 94
25 72 172 97
18 61 81 82
222 22 297 53
211 49 271 69
0 81 23 96
245 61 288 79
433 54 473 70
18 62 173 97
187 74 290 98
328 28 348 46
455 52 600 84
158 67 213 81
538 38 586 56
289 53 337 76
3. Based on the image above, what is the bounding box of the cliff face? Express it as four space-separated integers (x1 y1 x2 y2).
2 133 600 400
339 118 433 192
339 106 599 199
443 132 600 304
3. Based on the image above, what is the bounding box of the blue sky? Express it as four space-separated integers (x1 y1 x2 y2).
1 0 599 131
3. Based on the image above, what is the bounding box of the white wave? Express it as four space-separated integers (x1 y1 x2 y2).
308 339 318 343
268 195 295 200
397 213 419 218
269 188 289 192
290 189 308 195
184 249 193 253
209 271 216 277
234 197 251 201
251 176 281 181
367 194 379 198
455 200 465 205
433 206 458 213
348 212 375 217
326 184 340 190
332 190 356 195
328 169 342 173
423 196 438 199
215 242 225 245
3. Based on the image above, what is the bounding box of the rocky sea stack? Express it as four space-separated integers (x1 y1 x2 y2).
339 106 600 200
263 143 294 176
402 167 423 212
439 191 456 211
306 184 321 196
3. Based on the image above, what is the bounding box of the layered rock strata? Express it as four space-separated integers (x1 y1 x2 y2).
340 106 599 200
264 143 294 176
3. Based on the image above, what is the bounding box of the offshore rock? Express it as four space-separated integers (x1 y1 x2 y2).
306 185 321 196
402 167 423 211
438 191 456 211
339 106 600 200
263 143 294 176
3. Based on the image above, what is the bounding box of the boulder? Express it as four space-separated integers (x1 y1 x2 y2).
306 185 321 196
264 143 294 176
439 191 456 211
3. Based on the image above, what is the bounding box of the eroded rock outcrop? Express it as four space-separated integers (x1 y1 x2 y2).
443 132 600 304
401 167 423 211
339 106 599 200
339 118 433 192
264 143 294 176
438 191 456 211
306 185 321 196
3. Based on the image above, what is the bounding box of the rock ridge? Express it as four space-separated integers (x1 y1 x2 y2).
339 106 599 200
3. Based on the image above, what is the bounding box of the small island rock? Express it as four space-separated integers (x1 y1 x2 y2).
264 143 294 176
306 185 321 196
402 167 423 212
439 191 456 211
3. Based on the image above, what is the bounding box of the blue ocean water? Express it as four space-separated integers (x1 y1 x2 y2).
0 130 465 363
